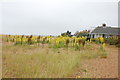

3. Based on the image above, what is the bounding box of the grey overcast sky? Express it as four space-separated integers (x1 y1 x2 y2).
0 0 119 35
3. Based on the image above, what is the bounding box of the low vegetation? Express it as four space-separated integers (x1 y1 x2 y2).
2 34 118 78
104 37 120 48
2 43 103 78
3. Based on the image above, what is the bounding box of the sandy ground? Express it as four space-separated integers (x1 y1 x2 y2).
1 38 119 78
72 44 119 78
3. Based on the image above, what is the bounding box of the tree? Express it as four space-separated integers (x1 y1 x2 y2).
74 30 90 37
61 33 67 37
61 30 72 37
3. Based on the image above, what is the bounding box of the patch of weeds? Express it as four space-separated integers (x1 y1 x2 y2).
100 51 107 59
82 69 87 73
99 44 107 59
75 44 80 51
81 68 89 78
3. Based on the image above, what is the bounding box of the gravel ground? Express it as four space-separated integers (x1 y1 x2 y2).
72 44 119 78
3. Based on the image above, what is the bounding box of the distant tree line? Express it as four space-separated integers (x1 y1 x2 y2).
61 30 90 37
74 30 90 37
61 30 73 37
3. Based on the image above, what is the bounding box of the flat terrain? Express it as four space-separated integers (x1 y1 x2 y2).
2 41 119 78
71 44 118 78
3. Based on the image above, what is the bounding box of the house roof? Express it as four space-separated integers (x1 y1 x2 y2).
91 26 120 35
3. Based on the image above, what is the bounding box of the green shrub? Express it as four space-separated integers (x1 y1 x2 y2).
104 37 120 47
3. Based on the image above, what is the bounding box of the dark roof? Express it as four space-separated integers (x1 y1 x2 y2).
91 26 120 35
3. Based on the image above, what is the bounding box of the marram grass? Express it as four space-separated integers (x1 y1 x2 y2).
2 43 102 78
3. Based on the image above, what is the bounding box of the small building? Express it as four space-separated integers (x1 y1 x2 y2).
89 24 120 38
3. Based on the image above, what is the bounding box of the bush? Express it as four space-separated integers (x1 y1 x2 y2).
116 44 120 48
104 37 120 47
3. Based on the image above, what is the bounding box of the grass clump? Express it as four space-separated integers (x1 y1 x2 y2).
99 43 107 59
2 43 104 78
2 45 82 78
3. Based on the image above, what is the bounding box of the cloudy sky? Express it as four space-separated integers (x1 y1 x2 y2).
0 0 119 35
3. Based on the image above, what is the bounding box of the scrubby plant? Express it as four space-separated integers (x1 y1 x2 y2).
104 36 120 47
99 43 107 58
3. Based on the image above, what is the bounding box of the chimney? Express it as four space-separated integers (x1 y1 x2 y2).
102 24 106 27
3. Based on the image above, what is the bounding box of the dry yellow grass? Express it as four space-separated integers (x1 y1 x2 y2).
2 42 104 78
0 35 2 79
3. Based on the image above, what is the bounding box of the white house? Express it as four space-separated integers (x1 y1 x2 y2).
89 24 120 38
